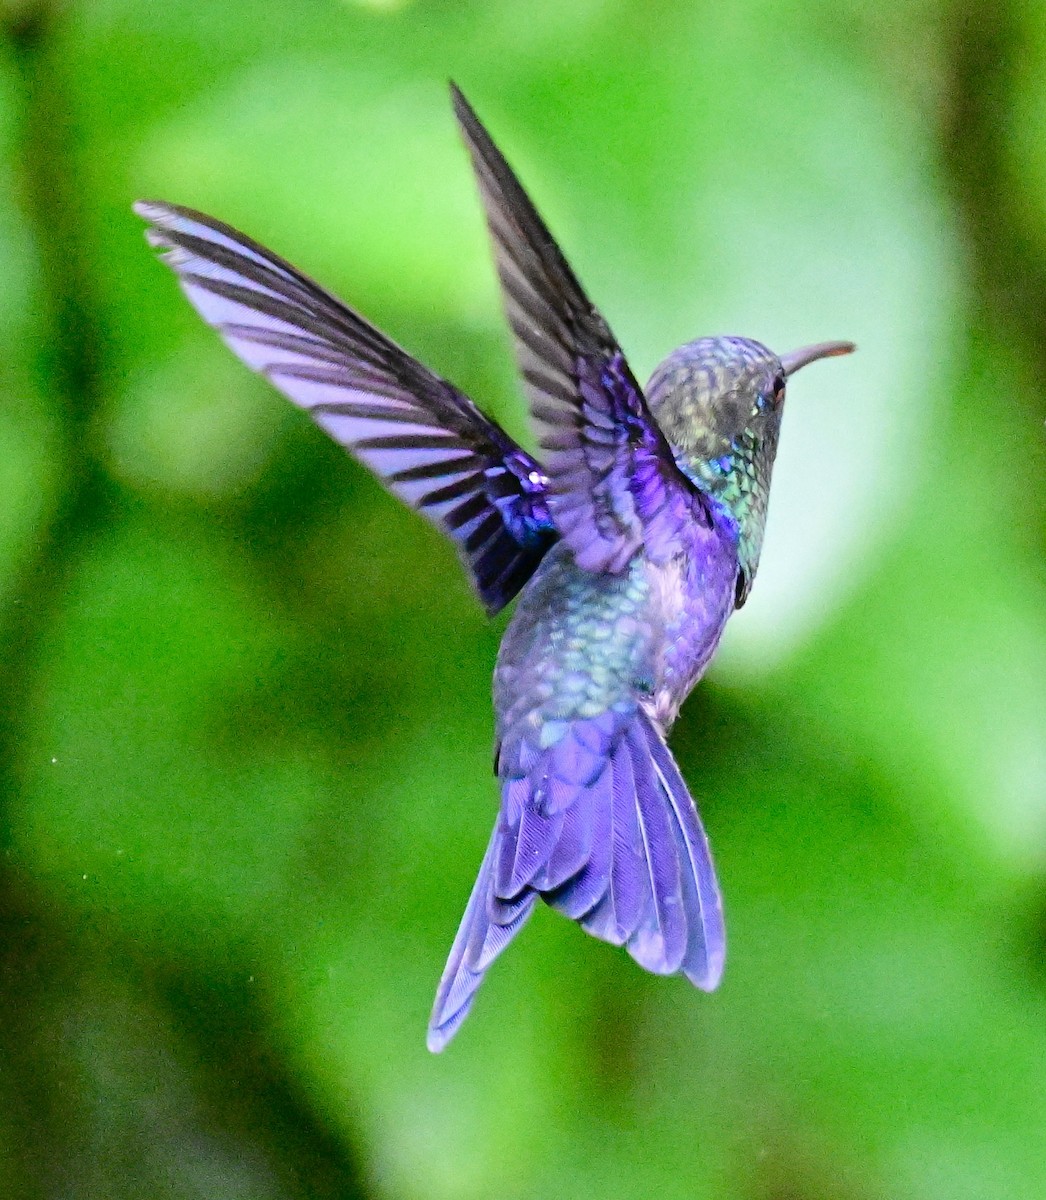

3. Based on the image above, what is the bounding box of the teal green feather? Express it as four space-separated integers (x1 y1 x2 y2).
645 336 785 601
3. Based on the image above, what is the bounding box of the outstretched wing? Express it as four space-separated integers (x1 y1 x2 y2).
135 201 556 614
451 84 706 574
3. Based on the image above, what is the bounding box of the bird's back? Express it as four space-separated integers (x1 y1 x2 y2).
494 507 738 747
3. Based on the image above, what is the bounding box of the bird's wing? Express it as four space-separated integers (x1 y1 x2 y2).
135 201 555 614
452 84 705 573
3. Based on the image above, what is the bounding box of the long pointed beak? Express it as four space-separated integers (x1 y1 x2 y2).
779 340 856 377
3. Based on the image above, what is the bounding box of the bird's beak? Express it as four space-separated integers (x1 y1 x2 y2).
779 340 856 377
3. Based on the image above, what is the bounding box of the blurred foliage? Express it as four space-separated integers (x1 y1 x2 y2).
0 1 1043 1198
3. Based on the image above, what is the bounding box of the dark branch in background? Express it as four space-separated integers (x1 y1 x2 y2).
157 964 374 1200
941 0 1046 427
939 3 1046 990
0 7 374 1197
0 1 115 849
0 876 375 1200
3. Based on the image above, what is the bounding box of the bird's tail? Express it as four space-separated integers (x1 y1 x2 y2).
426 707 725 1052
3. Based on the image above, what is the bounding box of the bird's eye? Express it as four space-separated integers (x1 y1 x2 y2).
755 375 786 413
771 374 786 404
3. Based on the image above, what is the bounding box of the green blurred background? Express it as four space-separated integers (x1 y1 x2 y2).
0 0 1043 1196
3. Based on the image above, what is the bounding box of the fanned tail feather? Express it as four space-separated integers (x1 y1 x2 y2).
427 707 724 1050
427 828 537 1052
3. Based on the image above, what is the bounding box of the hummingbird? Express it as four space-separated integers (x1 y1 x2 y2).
135 84 854 1052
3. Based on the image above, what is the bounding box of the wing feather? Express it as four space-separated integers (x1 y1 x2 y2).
451 84 708 572
135 199 556 614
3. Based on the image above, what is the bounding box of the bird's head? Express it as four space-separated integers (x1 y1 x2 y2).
646 335 854 604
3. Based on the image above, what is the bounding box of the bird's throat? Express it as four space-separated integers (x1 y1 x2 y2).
674 448 770 588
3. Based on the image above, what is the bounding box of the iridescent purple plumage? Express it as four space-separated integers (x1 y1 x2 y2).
135 84 854 1052
131 197 555 615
